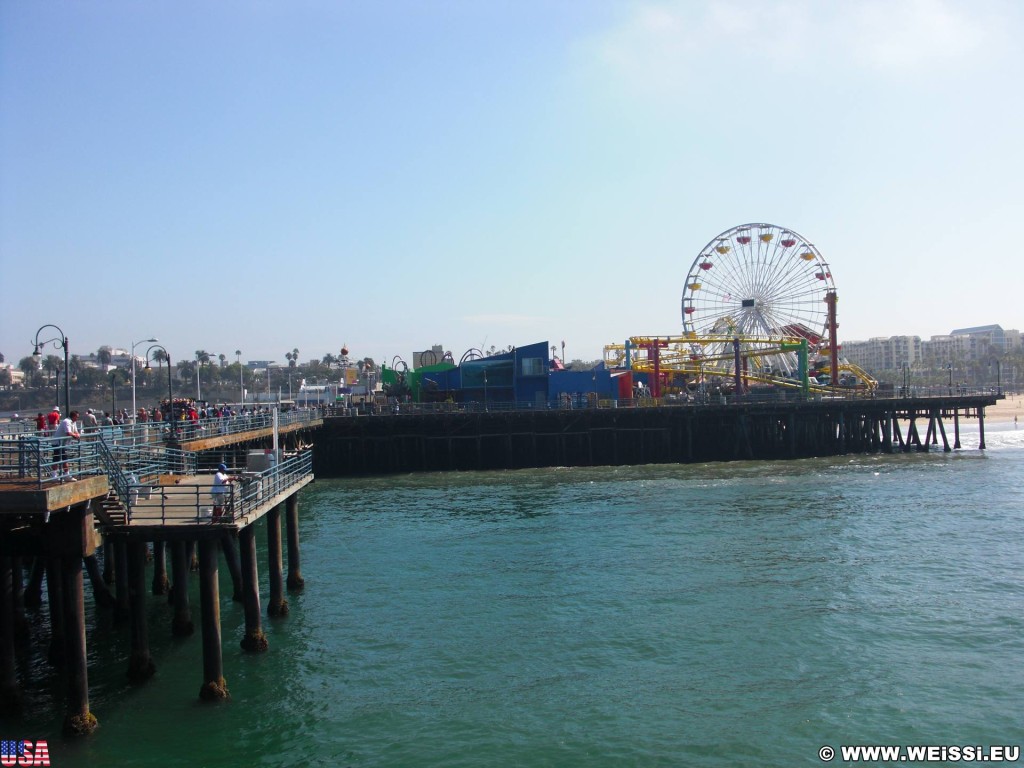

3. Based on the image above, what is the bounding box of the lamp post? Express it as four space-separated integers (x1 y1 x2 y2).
947 363 953 396
109 369 127 416
32 324 70 416
131 337 158 424
483 368 488 411
145 345 172 426
902 363 909 398
195 353 202 403
235 350 243 405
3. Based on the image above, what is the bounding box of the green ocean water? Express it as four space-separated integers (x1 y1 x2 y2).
8 425 1024 767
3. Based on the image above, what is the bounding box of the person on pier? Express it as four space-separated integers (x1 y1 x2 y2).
212 463 240 519
52 409 81 481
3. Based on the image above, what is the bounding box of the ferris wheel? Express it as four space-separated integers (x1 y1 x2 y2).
681 223 835 377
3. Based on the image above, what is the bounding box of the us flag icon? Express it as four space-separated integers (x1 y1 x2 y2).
1 740 50 766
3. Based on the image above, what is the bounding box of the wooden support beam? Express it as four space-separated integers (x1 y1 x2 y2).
113 539 130 621
219 534 243 603
151 541 168 596
46 556 65 666
197 538 228 701
285 494 304 591
0 556 21 716
266 505 287 617
127 541 155 682
60 548 96 734
169 541 193 637
238 526 267 653
83 553 115 609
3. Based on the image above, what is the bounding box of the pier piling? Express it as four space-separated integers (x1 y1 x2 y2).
57 508 96 735
169 541 194 637
285 495 304 591
238 526 268 653
46 556 65 666
127 540 156 682
151 540 169 596
219 533 244 602
266 505 288 616
1 556 21 715
197 538 228 701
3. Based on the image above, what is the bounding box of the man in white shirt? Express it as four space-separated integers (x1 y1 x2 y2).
52 410 81 480
211 463 238 519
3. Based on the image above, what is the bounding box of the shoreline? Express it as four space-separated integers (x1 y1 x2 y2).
983 395 1021 424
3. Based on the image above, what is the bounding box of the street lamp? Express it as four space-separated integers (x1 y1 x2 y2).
235 350 243 405
902 363 909 398
109 369 128 416
195 353 202 403
131 337 158 423
32 324 70 416
145 345 173 426
947 363 953 396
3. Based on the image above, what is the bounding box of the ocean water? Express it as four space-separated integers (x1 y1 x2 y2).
8 424 1024 767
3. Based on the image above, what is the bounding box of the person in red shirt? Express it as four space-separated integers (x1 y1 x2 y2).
46 407 60 434
35 412 46 432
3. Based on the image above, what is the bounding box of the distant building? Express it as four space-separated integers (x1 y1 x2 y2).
949 325 1020 354
841 336 922 372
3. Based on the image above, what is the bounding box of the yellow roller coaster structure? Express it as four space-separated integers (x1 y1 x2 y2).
603 334 877 395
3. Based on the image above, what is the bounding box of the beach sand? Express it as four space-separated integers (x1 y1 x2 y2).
984 395 1022 424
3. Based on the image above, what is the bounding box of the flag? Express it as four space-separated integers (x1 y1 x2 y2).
0 741 24 757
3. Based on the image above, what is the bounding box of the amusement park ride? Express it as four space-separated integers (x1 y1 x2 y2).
604 223 877 398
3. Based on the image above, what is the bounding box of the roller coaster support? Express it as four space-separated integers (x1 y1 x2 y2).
733 338 742 397
826 291 839 392
779 338 810 395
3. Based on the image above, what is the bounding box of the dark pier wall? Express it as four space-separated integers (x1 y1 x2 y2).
312 397 993 477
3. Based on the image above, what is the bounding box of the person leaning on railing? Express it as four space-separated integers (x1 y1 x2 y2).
211 462 240 519
52 410 81 481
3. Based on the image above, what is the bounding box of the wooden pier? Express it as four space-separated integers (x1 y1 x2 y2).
0 416 318 733
313 395 1000 476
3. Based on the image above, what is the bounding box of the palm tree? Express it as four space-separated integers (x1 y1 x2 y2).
290 348 300 368
322 353 338 368
153 348 168 368
176 359 195 383
218 353 226 368
43 354 62 378
97 346 113 367
285 351 294 367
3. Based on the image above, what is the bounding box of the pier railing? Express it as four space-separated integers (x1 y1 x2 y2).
323 385 1004 418
0 434 104 486
0 409 322 450
0 432 203 489
124 449 313 526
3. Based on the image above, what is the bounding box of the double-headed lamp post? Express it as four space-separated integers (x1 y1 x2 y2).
32 324 70 416
131 337 158 423
145 345 172 424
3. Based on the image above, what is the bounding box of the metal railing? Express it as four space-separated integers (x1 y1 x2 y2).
0 408 322 446
0 434 104 486
320 386 1003 418
125 450 313 525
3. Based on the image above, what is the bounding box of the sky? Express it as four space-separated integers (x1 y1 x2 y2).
2 0 1022 368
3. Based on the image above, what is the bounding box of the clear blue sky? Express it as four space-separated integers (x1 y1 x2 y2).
2 0 1021 367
